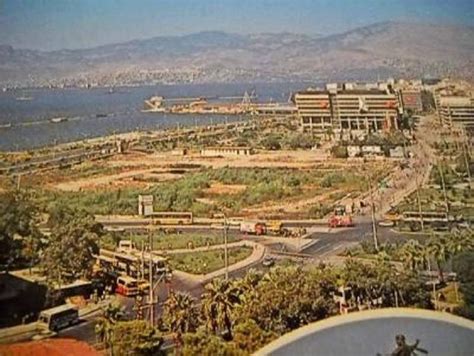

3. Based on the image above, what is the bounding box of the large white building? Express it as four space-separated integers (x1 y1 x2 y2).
437 95 474 131
295 83 400 134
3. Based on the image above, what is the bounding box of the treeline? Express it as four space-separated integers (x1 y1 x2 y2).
95 259 433 355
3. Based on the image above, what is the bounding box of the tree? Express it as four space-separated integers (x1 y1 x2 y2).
201 278 241 340
161 291 199 344
109 320 164 356
452 251 474 319
0 190 43 271
340 258 431 310
400 240 425 271
331 145 348 158
427 236 451 283
446 229 473 257
41 205 102 284
260 135 281 150
181 328 244 356
237 266 335 335
232 319 277 354
95 303 125 349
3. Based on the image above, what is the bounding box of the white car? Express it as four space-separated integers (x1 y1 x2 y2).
378 220 395 227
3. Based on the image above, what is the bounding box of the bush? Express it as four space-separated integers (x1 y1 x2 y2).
331 145 348 158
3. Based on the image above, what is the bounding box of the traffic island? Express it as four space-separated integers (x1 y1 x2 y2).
170 241 266 284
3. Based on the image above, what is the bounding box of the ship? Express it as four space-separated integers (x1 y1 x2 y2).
16 96 33 101
142 96 167 113
50 117 68 123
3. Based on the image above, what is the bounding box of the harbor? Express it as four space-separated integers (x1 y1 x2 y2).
0 82 307 151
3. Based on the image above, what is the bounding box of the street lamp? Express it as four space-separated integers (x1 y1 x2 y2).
215 213 229 280
363 160 379 252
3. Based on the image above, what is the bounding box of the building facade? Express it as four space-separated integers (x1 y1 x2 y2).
399 89 423 113
437 95 474 131
295 85 399 134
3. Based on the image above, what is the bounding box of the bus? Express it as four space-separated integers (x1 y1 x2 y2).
116 276 139 297
401 211 450 223
151 212 193 225
38 304 79 331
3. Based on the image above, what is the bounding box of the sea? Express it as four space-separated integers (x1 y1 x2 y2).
0 82 313 152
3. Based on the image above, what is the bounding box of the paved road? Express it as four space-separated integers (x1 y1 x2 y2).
53 218 426 346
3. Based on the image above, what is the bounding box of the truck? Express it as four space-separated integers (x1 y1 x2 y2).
266 221 307 237
328 206 354 228
240 221 267 235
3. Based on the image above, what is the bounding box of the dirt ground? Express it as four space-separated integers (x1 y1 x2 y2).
203 182 247 195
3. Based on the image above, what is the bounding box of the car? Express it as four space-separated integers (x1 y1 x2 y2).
262 256 275 267
378 220 395 227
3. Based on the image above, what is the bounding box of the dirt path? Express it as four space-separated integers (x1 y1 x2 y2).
242 189 342 215
54 168 155 191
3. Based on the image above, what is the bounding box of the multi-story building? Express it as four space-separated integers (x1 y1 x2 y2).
294 90 332 132
295 83 400 134
399 89 423 113
437 95 474 131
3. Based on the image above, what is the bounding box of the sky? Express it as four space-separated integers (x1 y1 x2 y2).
0 0 473 51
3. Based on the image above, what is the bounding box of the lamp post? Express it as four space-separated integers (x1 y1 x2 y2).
215 213 229 280
366 170 379 252
148 218 154 325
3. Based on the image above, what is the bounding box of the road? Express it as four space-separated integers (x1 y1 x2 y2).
53 117 439 346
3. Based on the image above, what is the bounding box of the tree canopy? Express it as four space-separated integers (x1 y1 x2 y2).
41 205 103 284
0 190 43 271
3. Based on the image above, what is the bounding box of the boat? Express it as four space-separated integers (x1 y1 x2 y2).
50 117 68 123
0 122 12 129
143 96 167 113
96 113 108 118
16 96 33 101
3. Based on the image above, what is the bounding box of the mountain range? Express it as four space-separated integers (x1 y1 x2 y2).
1 21 473 87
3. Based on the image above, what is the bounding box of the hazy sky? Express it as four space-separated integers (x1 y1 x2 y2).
1 0 473 51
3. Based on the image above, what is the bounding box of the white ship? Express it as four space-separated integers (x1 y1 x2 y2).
50 117 68 123
142 96 166 113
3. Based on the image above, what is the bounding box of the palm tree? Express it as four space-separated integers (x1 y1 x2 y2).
400 240 424 271
446 229 473 257
95 303 124 351
234 269 262 297
201 278 240 340
162 291 198 344
427 235 450 283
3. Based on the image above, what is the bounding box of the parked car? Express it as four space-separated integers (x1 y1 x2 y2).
262 256 275 267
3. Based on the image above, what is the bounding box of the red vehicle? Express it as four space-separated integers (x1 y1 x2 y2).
115 276 139 297
328 206 354 228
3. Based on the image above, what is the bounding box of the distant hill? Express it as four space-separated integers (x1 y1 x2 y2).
1 21 473 87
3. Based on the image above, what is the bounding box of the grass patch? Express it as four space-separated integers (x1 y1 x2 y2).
168 246 253 274
128 232 240 250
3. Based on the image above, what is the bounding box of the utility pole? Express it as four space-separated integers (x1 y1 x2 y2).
224 214 229 280
216 213 229 280
148 220 154 326
141 241 145 281
461 130 471 184
436 160 449 213
415 176 425 232
367 174 379 251
16 174 21 190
